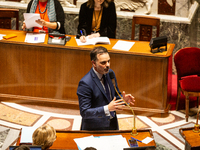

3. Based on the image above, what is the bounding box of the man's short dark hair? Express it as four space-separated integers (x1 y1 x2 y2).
84 147 97 150
90 46 108 61
13 145 30 150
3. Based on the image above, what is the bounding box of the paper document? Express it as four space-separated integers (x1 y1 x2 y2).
25 33 46 43
23 13 42 29
0 34 6 40
20 127 37 144
142 137 153 144
112 40 135 51
75 36 110 46
74 135 129 150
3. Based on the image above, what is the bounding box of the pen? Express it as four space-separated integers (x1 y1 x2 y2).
131 137 142 143
80 30 83 36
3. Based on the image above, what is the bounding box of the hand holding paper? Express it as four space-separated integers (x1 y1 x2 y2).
23 13 42 29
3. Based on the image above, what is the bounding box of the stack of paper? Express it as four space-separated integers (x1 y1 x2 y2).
20 127 37 144
74 135 129 150
112 40 135 51
24 33 46 43
23 13 42 29
0 34 6 40
75 37 110 46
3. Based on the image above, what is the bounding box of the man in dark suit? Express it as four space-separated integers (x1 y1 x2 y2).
77 46 135 130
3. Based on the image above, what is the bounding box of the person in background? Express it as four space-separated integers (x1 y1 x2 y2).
32 124 56 150
13 145 30 150
77 0 116 43
77 46 135 130
22 0 65 34
84 147 97 150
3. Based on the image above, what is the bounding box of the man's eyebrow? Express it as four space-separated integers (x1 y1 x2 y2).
100 59 110 63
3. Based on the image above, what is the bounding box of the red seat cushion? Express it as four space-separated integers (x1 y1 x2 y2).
180 76 200 92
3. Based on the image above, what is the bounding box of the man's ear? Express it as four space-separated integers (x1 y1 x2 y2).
91 60 96 67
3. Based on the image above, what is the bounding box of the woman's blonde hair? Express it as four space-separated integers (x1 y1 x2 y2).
87 0 112 8
32 124 56 150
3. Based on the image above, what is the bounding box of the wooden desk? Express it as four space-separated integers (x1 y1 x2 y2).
0 29 174 115
179 127 200 150
51 129 156 149
16 129 156 149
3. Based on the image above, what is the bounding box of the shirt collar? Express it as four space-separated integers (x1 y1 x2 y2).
93 67 103 80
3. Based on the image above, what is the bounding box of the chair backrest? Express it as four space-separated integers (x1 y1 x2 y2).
131 15 160 41
0 8 19 30
174 47 200 79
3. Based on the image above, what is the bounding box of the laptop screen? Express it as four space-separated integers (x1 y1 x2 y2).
9 145 42 150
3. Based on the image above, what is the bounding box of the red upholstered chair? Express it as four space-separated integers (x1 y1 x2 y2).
174 47 200 122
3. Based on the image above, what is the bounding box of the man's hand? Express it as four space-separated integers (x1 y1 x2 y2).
108 97 126 111
122 91 135 106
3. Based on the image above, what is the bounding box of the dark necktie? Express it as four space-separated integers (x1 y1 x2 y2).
103 75 115 117
103 75 111 101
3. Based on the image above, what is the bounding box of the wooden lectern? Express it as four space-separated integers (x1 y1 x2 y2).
179 127 200 150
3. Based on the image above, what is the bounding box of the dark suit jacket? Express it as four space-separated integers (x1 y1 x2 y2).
77 68 121 130
78 1 116 38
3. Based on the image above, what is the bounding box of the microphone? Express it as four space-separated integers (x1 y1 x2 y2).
109 71 138 136
109 71 115 87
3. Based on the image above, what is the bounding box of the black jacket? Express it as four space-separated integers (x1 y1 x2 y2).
78 1 116 38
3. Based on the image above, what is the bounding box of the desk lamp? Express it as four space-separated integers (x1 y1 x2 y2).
109 72 138 136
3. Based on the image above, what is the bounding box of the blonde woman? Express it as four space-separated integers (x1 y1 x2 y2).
32 124 56 150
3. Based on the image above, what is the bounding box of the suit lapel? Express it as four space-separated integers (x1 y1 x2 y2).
90 69 110 103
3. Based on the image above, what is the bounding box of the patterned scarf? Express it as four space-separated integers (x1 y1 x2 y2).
29 0 56 32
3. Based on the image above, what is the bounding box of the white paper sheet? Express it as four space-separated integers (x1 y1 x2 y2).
74 136 96 149
142 137 153 144
24 33 46 43
0 34 6 40
75 37 110 46
112 40 135 51
23 13 42 29
74 135 129 150
20 127 36 144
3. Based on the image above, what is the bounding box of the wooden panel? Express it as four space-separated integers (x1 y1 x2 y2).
0 8 19 30
0 18 11 29
131 15 160 41
158 0 176 15
0 42 91 101
0 29 174 115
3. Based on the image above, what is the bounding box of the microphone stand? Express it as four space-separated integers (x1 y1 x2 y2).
113 86 138 136
193 107 200 133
